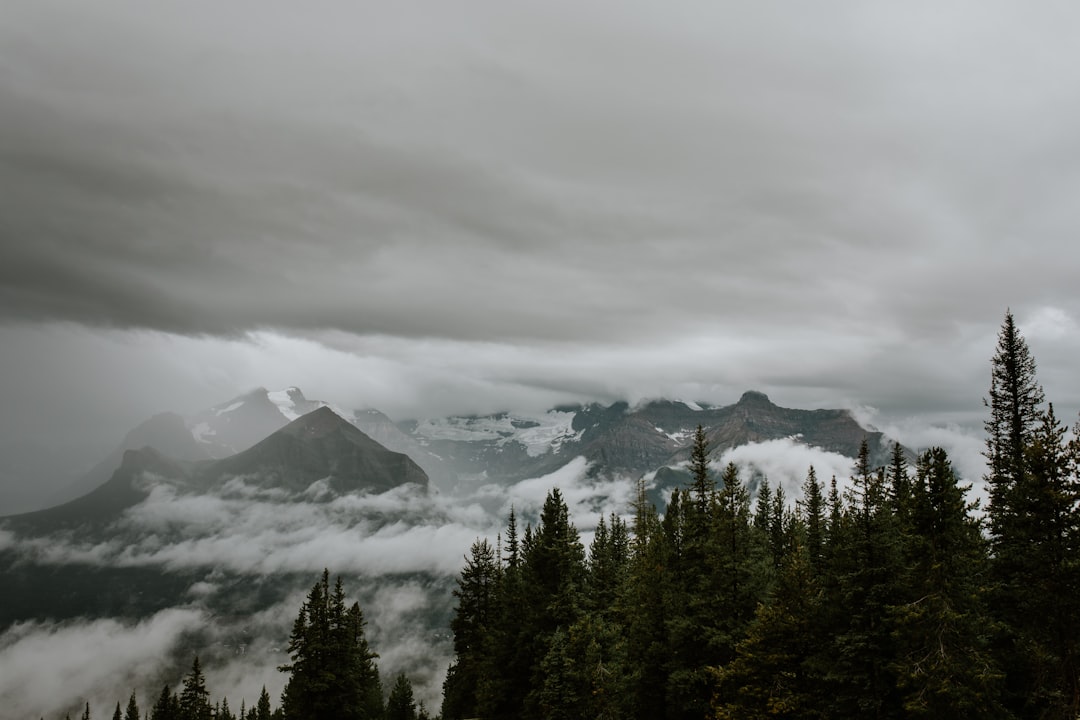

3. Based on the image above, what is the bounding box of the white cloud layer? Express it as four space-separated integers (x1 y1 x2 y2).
0 608 205 719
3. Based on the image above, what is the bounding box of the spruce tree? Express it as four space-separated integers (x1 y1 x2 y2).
891 448 1004 718
123 693 140 720
150 684 179 720
827 439 903 718
385 674 417 720
801 466 825 573
443 538 498 719
279 571 382 720
255 687 272 720
521 488 587 720
179 656 212 720
713 543 825 719
622 478 669 720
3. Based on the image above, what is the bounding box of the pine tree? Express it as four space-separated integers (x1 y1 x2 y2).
713 543 826 719
801 466 825 572
521 488 587 720
150 684 179 720
255 687 271 720
179 656 212 720
279 571 382 719
385 674 417 720
985 309 1045 514
443 538 499 719
826 439 904 718
688 425 714 514
82 702 91 720
123 692 140 720
982 313 1080 716
890 448 1004 718
622 477 669 720
587 513 629 618
112 702 122 720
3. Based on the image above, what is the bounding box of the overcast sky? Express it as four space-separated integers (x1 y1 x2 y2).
2 1 1080 509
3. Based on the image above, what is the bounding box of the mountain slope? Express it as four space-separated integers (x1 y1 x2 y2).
396 390 895 486
52 412 210 505
3 408 428 532
204 406 428 494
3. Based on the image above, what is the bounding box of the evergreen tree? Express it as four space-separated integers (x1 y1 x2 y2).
688 425 714 514
443 538 499 719
179 656 212 720
985 309 1045 515
256 687 272 720
124 692 140 720
826 440 903 718
521 488 587 720
82 702 91 720
622 478 669 720
713 543 826 719
279 571 382 720
890 448 1004 718
587 513 630 618
801 466 825 573
983 313 1080 716
112 702 122 720
385 674 417 720
150 684 180 720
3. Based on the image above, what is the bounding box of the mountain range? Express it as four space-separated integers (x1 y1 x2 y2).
51 386 894 512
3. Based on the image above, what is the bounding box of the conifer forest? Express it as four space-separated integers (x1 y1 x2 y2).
34 312 1080 718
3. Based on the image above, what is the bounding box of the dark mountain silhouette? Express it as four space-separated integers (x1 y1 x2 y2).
205 406 428 494
52 412 210 506
2 408 428 532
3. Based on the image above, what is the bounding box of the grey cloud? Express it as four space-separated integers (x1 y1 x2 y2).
4 0 1080 347
3 0 1080 512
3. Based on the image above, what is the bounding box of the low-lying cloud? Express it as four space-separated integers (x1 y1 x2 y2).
0 608 206 719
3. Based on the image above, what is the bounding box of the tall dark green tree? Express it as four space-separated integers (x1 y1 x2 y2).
713 543 826 719
890 448 1004 718
688 425 714 514
179 656 212 720
123 692 140 720
826 440 903 719
983 312 1080 716
256 687 272 720
985 309 1045 515
622 478 669 720
279 571 382 720
801 466 825 573
443 538 499 720
521 488 587 720
587 513 630 618
386 674 417 720
150 684 180 720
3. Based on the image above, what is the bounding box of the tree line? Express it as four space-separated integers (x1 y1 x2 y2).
441 311 1080 720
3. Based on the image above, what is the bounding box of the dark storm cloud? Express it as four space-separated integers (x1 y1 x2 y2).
1 1 1080 509
4 1 1077 345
